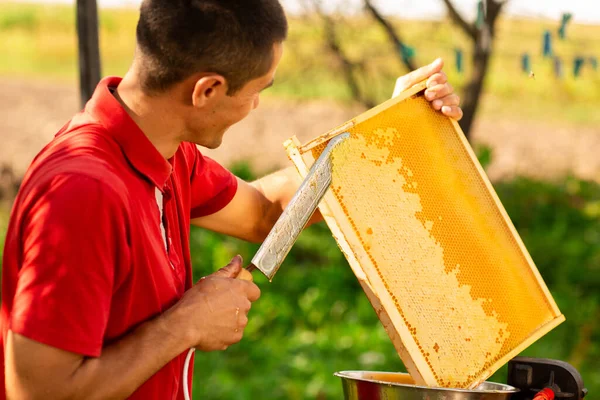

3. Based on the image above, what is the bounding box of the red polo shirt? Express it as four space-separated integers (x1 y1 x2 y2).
0 77 238 399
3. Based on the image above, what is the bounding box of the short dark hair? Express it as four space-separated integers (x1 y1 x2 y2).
136 0 288 95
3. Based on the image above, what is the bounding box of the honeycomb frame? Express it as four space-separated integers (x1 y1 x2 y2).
284 81 564 388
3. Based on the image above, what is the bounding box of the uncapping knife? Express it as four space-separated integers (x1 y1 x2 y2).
237 132 350 281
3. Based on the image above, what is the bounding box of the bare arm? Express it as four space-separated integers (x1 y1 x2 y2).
5 258 260 400
6 316 182 400
192 166 322 243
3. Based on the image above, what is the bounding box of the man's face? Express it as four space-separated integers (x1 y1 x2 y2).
186 42 283 149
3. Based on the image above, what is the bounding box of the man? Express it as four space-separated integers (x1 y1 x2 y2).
1 0 462 398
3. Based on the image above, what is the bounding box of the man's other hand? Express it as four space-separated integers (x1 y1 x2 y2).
165 255 261 352
392 58 463 121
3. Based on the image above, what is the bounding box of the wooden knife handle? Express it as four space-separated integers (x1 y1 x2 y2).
235 265 255 281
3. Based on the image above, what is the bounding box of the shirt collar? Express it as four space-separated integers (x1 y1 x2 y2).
85 76 173 190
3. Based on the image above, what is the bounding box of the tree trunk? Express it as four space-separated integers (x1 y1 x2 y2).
442 0 504 141
459 39 491 139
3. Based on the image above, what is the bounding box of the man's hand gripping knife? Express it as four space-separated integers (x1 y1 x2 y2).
181 255 255 400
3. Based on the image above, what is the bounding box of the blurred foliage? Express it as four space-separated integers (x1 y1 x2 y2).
1 3 600 125
183 162 600 399
476 144 493 170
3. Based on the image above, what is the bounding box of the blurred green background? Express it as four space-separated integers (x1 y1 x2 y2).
0 1 599 399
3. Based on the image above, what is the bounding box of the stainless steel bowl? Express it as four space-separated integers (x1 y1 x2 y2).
334 371 518 400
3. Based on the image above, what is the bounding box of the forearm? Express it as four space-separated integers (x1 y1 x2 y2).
71 314 189 400
191 166 324 243
6 312 191 400
250 166 324 237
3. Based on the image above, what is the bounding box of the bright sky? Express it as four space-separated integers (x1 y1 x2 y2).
283 0 600 24
24 0 600 24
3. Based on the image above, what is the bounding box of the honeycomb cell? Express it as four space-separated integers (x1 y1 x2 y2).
296 91 563 388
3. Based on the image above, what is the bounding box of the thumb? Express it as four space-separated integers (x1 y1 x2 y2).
213 255 243 278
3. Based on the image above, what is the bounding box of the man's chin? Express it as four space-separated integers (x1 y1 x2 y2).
209 135 225 149
194 132 225 150
202 140 221 150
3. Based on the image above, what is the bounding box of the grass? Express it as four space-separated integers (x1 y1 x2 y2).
1 3 600 125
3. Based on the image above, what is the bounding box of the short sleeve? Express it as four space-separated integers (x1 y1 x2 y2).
10 174 128 357
189 148 238 219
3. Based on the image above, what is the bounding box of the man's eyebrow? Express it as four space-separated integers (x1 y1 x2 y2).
261 79 274 91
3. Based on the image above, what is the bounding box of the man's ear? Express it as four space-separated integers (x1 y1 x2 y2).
192 74 227 108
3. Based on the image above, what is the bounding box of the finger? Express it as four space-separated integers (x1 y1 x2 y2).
244 281 261 302
442 94 460 107
233 330 243 342
424 83 453 101
441 105 463 120
432 94 460 110
213 255 243 278
426 71 447 88
393 58 443 96
240 299 252 313
238 314 248 328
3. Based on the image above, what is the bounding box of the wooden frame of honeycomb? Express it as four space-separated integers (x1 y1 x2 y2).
284 81 564 389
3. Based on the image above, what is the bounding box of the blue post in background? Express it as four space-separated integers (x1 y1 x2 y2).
476 0 485 28
454 48 463 74
553 57 563 79
543 30 553 58
400 44 416 67
589 56 598 71
558 13 573 40
521 53 531 74
573 57 585 78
